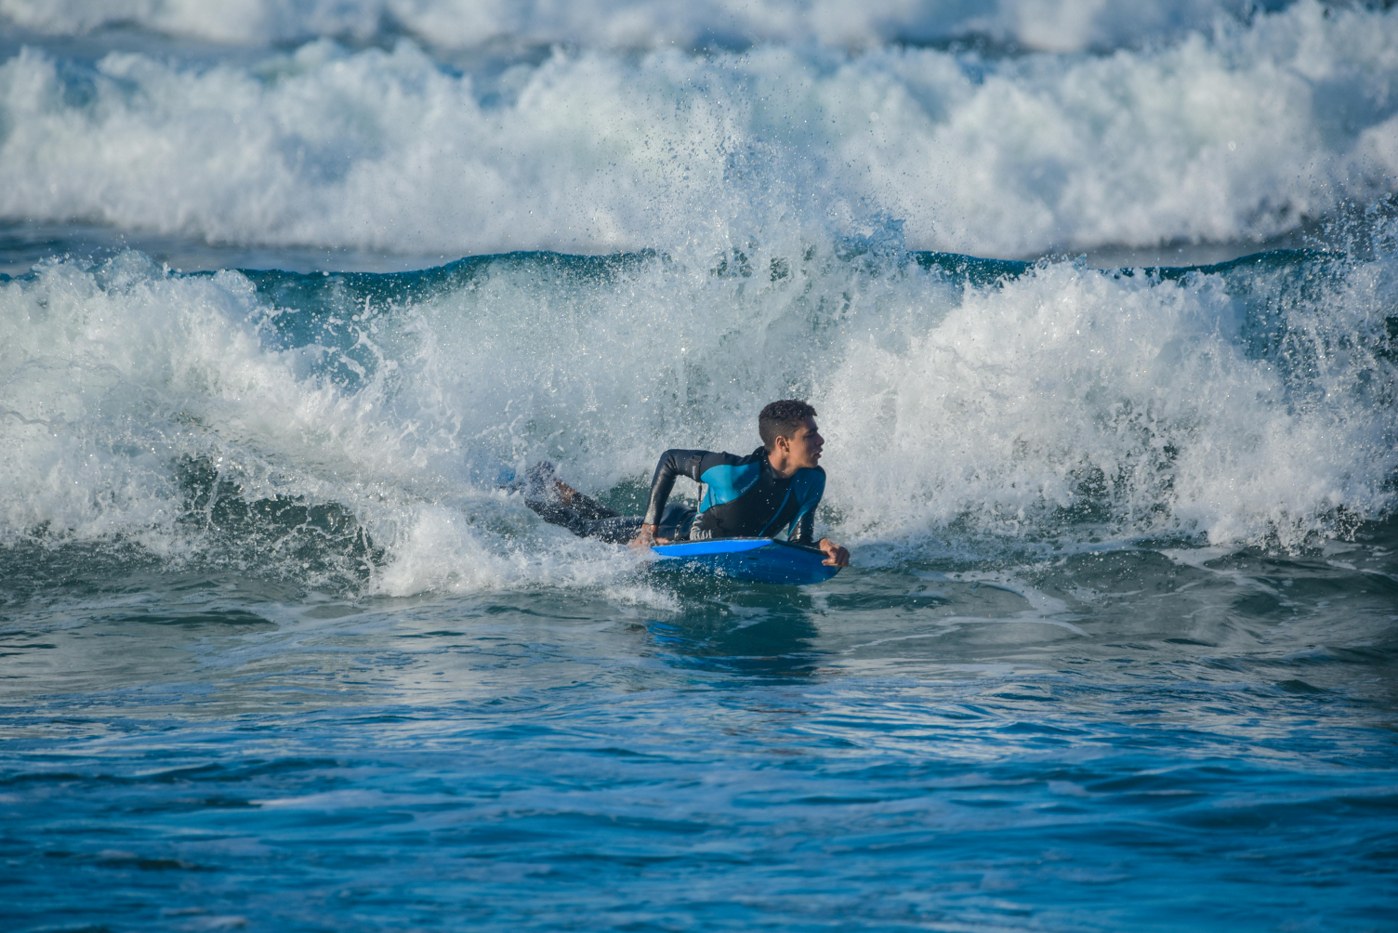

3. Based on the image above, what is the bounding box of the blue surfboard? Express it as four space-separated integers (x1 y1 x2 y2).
650 537 840 585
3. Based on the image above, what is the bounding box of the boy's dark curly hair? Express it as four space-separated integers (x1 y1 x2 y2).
758 399 817 450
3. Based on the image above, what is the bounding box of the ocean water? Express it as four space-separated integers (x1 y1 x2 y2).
2 2 1397 930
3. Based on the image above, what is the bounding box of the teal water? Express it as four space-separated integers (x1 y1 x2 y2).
3 520 1396 930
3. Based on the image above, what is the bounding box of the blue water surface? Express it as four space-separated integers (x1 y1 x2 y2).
4 533 1395 931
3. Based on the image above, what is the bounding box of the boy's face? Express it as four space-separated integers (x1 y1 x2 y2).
780 417 824 470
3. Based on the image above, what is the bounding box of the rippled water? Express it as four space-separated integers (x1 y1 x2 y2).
4 521 1395 931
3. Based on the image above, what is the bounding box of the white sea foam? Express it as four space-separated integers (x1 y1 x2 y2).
822 254 1398 549
0 1 1394 259
0 250 758 593
2 238 1393 594
0 0 1284 54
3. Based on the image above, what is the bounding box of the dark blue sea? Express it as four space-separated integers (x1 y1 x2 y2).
2 2 1396 930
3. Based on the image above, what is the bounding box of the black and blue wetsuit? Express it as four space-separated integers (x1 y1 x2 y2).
642 447 825 543
514 447 826 545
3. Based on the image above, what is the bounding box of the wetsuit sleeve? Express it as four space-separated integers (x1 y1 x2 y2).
787 467 825 544
795 510 814 545
641 449 711 526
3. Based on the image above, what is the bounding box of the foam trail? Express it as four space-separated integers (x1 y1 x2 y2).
0 2 1394 258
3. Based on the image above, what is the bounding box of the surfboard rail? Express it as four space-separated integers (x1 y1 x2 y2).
650 537 840 585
